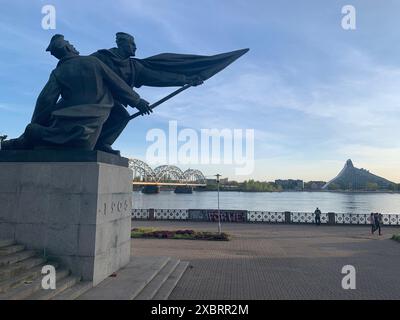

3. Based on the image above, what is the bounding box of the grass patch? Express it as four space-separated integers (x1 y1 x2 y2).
131 228 230 241
131 227 158 238
134 227 158 233
173 233 194 240
391 234 400 242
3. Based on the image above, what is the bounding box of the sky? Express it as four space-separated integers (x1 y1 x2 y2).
0 0 399 182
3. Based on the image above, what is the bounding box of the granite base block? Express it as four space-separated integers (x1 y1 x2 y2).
0 154 132 286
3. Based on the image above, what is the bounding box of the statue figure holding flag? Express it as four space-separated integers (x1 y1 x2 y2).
1 32 248 156
90 32 205 155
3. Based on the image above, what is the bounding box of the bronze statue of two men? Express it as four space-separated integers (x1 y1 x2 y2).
2 33 202 155
1 33 248 156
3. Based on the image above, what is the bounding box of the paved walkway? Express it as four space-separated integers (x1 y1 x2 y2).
131 221 400 300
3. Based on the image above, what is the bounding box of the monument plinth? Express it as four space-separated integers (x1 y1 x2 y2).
0 150 132 286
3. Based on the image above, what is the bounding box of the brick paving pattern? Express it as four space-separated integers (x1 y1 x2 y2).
131 221 400 299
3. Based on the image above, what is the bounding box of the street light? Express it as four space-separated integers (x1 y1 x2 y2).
216 173 221 234
0 135 7 151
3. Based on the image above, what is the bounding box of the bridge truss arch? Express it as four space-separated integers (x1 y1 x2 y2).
129 159 207 185
154 165 185 182
183 169 207 184
129 159 157 181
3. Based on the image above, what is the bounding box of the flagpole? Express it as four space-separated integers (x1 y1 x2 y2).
128 84 192 121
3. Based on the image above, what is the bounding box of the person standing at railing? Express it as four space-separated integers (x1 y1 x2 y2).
314 208 321 226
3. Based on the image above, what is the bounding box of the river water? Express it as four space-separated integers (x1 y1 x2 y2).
132 191 400 214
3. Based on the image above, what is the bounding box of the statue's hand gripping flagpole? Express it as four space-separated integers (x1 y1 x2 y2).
128 84 192 121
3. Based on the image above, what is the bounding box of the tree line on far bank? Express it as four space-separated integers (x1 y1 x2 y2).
203 180 400 192
326 182 400 192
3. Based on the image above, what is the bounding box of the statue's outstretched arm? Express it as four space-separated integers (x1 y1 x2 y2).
100 59 142 107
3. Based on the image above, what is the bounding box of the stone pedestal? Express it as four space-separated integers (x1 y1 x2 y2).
0 150 132 286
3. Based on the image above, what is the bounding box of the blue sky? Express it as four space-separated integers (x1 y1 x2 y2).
1 0 399 182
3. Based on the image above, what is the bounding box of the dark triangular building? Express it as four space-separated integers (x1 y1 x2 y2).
322 159 396 191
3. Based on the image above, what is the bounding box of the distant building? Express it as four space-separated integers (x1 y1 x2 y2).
323 159 396 191
275 179 304 191
304 181 326 190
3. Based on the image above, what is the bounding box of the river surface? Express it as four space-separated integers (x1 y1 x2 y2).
132 191 400 214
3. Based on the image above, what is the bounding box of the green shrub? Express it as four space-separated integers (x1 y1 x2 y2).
173 234 194 240
132 227 157 233
194 231 230 241
131 231 144 238
131 228 230 241
391 234 400 242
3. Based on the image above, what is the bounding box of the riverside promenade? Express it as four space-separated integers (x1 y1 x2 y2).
131 221 400 300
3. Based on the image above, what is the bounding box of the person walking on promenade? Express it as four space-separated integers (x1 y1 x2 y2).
373 212 383 236
314 207 321 226
370 212 377 234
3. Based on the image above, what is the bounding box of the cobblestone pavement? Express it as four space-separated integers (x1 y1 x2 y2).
130 221 400 300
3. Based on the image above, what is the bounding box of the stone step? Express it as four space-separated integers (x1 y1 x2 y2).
78 256 171 300
26 275 81 300
134 259 180 300
0 244 25 256
0 250 37 267
0 257 46 282
153 261 189 300
0 239 15 248
0 259 51 292
51 281 93 300
0 268 70 300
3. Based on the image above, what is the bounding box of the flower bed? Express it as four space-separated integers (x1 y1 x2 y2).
131 228 230 241
391 234 400 242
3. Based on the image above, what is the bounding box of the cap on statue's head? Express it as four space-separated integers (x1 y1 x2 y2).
116 32 134 42
46 34 67 52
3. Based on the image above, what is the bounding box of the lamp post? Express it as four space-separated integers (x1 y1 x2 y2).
216 174 221 234
0 135 7 151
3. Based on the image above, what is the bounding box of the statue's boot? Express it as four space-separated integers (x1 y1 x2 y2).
95 144 121 156
0 136 29 150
